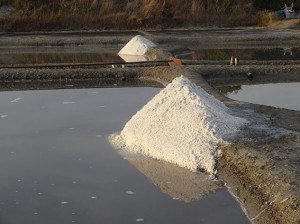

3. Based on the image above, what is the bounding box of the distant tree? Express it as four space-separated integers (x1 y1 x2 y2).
252 0 299 11
0 0 13 5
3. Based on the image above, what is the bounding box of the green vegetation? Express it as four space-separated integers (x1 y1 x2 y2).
0 0 298 31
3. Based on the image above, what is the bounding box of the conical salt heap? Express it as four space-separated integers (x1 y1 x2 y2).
118 35 157 56
110 76 248 175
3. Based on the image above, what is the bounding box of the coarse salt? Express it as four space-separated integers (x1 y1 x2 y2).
110 76 248 175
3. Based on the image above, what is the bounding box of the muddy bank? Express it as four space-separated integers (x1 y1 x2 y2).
0 78 163 91
0 30 140 46
0 66 181 84
1 64 300 84
147 29 300 49
218 129 300 224
2 29 300 47
181 66 300 224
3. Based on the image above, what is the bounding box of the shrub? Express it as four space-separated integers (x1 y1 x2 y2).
0 0 269 31
255 10 273 26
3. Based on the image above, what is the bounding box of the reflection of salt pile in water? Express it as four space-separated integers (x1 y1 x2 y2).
111 76 248 174
127 157 222 202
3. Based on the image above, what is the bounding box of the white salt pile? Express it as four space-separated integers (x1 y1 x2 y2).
118 35 156 57
110 76 248 175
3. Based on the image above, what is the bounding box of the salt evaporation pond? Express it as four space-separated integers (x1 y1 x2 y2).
0 87 249 223
223 82 300 111
0 45 124 65
174 47 300 61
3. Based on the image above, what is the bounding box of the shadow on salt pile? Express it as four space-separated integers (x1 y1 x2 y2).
126 156 222 202
110 76 248 175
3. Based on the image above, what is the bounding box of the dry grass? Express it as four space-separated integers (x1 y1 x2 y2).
0 0 262 31
270 18 300 29
255 10 273 26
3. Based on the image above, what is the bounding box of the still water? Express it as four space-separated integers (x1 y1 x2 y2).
174 47 300 61
0 45 124 65
0 87 249 224
223 82 300 111
2 45 300 65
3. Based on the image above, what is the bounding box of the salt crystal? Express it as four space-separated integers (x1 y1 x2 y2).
11 97 23 103
118 35 156 56
110 76 248 175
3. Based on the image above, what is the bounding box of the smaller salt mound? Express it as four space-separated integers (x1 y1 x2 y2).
118 35 157 56
111 76 248 175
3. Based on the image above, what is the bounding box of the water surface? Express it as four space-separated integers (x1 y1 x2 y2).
0 87 250 224
223 82 300 111
0 45 124 65
174 47 300 61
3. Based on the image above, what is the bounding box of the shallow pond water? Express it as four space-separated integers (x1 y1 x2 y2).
174 47 300 61
222 82 300 111
0 45 124 65
0 87 250 224
2 45 300 65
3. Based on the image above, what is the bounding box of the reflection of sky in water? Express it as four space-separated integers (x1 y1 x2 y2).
174 47 300 61
0 45 124 65
225 82 300 111
0 88 249 224
2 46 300 65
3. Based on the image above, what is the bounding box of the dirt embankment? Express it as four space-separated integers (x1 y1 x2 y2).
186 66 300 224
